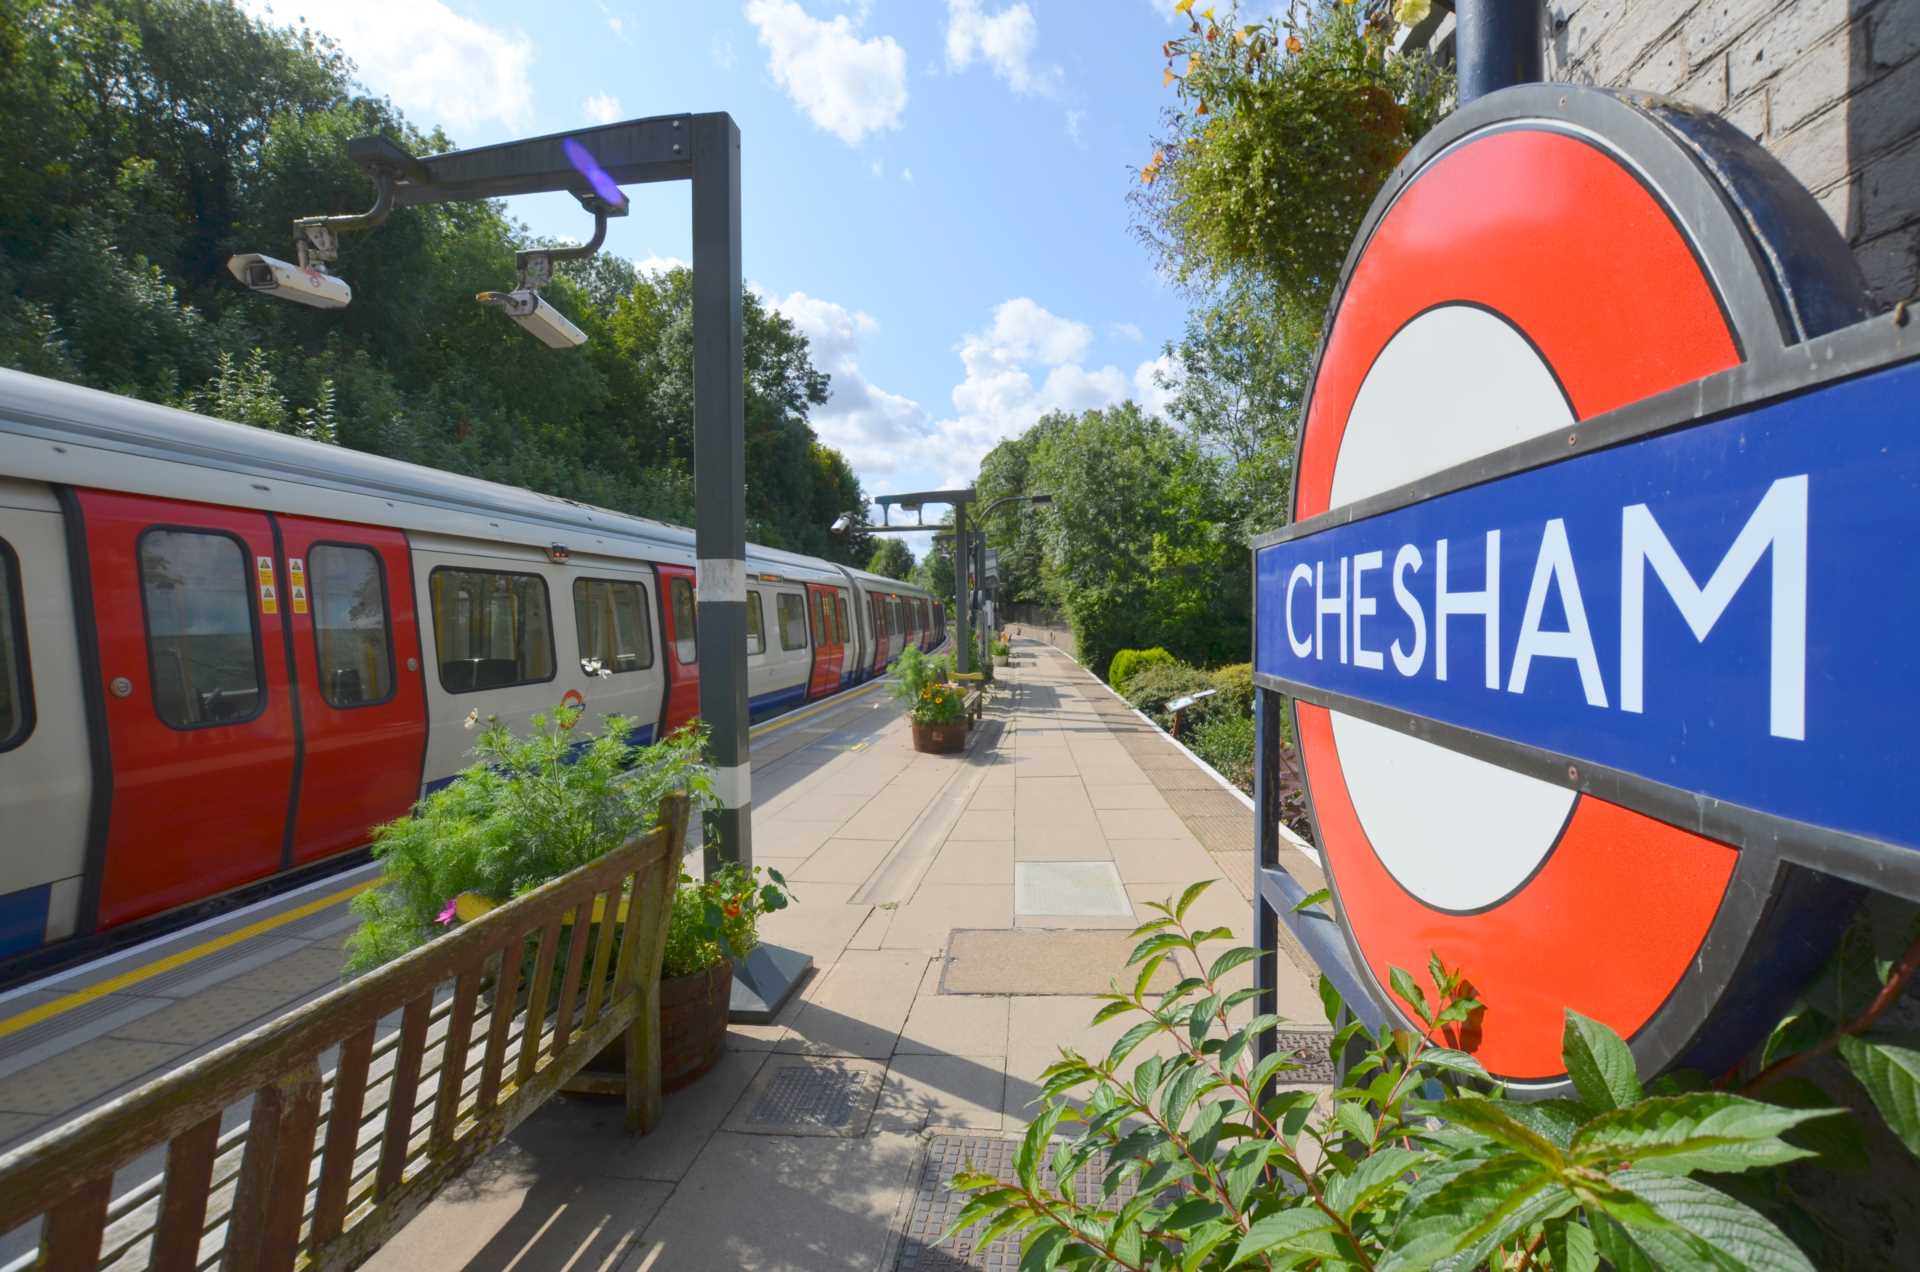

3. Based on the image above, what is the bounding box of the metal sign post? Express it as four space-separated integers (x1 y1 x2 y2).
1253 84 1915 1096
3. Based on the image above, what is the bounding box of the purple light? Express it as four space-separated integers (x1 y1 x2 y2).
563 138 626 209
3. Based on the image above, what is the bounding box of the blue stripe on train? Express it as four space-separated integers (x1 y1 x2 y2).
0 883 50 959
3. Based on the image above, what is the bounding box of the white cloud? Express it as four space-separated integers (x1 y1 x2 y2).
869 157 886 178
967 297 1092 366
598 2 629 42
1134 354 1181 418
1109 321 1144 343
745 0 909 146
770 291 930 476
712 31 737 69
582 93 622 125
1064 107 1086 145
945 0 1060 95
632 254 688 276
242 0 534 131
901 167 915 183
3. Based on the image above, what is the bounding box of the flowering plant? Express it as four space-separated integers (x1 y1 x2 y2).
662 862 794 978
912 680 967 727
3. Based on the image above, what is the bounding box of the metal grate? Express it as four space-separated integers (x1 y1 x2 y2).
728 1057 886 1137
893 1133 1144 1271
1271 1029 1338 1085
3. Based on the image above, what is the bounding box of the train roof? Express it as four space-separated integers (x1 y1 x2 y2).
0 369 905 586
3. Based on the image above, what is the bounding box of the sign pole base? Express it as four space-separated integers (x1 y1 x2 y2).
728 943 814 1023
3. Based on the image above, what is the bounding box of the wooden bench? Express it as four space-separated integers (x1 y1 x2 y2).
952 670 988 725
0 793 689 1272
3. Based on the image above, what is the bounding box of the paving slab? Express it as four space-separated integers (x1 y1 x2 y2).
896 991 1010 1057
1085 783 1172 811
791 837 898 884
876 1054 1006 1132
1108 837 1222 885
880 885 1014 951
939 930 1172 997
634 1130 923 1271
779 950 929 1058
365 1143 674 1272
921 840 1013 886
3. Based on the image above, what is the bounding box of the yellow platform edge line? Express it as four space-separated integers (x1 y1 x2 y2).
0 878 377 1041
0 666 914 1040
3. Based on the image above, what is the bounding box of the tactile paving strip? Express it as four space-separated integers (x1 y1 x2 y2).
892 1133 1142 1270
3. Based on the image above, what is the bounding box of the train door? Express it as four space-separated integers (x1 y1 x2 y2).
834 591 855 687
277 517 428 865
570 567 665 745
76 490 296 928
869 594 889 675
657 565 700 734
805 583 842 700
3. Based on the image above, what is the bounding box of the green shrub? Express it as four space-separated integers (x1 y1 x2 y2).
949 885 1856 1271
1120 660 1215 718
1208 661 1254 717
345 707 711 973
1108 646 1176 689
1187 708 1254 792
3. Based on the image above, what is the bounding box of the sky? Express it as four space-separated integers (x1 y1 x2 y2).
242 0 1196 553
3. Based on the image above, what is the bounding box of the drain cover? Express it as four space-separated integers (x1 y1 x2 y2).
1270 1029 1338 1085
726 1056 885 1137
1013 862 1131 917
894 1133 1139 1270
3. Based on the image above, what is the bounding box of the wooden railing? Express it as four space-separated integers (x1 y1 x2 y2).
0 793 688 1272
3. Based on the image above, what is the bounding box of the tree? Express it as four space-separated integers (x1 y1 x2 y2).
1016 404 1247 677
0 0 871 558
866 538 914 580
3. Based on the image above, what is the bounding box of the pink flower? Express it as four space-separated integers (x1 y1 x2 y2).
437 898 459 926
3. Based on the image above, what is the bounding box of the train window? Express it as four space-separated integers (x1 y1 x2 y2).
835 595 849 644
746 591 766 656
870 597 883 642
0 540 31 751
574 578 653 675
809 593 825 646
777 592 808 651
140 529 264 728
889 598 902 636
670 578 697 664
309 545 394 708
428 567 555 693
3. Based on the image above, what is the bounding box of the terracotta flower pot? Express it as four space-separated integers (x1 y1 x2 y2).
912 719 967 753
585 959 733 1091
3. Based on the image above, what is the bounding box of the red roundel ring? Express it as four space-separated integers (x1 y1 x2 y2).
1286 91 1866 1086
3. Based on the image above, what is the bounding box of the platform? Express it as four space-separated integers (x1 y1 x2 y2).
360 636 1328 1271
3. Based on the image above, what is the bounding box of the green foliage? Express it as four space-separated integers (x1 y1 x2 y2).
345 708 710 973
1187 708 1255 791
661 862 793 979
949 892 1841 1271
982 404 1248 678
1208 662 1254 716
0 0 871 563
1108 647 1176 690
1139 1 1452 309
991 639 1011 658
1120 660 1216 718
867 538 915 580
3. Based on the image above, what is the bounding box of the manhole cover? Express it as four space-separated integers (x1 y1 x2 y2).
1013 862 1131 917
725 1056 885 1137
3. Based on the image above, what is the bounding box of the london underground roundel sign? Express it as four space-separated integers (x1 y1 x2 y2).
1253 85 1920 1092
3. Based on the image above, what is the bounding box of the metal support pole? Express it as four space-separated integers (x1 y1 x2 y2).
954 502 972 674
1454 0 1543 105
692 114 811 1021
690 112 749 874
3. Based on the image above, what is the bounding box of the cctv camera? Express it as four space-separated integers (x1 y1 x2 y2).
226 253 352 309
831 512 854 534
477 289 587 349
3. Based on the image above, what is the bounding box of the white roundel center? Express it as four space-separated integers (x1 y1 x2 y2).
1326 304 1579 912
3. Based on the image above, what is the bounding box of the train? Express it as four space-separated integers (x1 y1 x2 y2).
0 368 943 962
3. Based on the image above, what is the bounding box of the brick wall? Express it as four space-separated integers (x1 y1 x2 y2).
1544 0 1920 309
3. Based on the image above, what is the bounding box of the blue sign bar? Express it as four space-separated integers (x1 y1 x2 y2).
1255 358 1920 855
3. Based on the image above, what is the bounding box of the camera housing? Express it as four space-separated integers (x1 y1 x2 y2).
225 253 352 309
477 289 588 349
